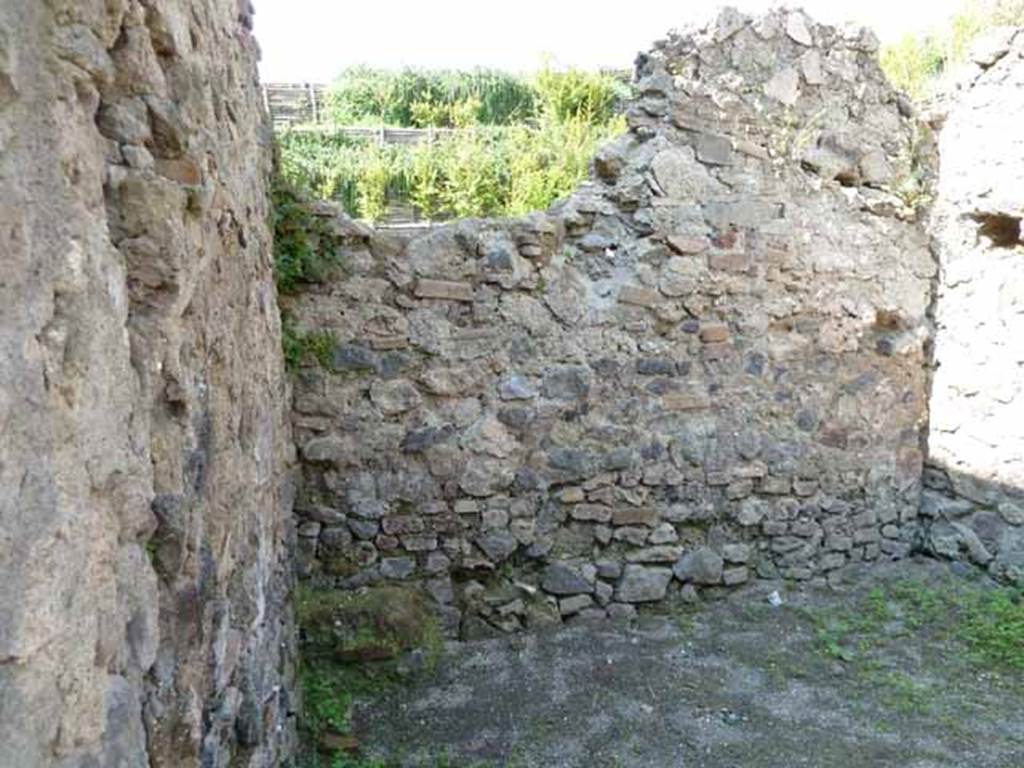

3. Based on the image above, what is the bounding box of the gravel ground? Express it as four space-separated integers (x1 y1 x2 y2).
351 560 1024 767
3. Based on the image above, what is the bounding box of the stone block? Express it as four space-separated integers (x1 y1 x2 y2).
673 547 724 585
615 566 673 602
696 134 734 166
541 563 592 596
612 508 659 527
698 323 730 343
617 284 661 307
414 279 474 302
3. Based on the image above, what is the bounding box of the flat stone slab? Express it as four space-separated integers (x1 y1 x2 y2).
350 560 1024 767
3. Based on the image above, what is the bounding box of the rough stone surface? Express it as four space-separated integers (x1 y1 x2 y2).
616 566 674 602
673 547 725 585
289 9 933 637
0 2 294 766
924 30 1024 586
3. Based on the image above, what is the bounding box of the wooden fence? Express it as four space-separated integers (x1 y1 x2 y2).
279 124 460 145
261 83 461 148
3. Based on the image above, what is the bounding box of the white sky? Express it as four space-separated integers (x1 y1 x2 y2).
255 0 965 83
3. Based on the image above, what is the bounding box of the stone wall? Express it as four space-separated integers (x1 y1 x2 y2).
924 28 1024 584
0 1 294 766
288 9 935 637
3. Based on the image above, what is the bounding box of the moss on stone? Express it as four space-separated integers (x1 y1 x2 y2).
297 584 442 664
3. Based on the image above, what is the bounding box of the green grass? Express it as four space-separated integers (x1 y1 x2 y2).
300 659 355 744
810 577 1024 672
960 587 1024 669
803 575 1024 727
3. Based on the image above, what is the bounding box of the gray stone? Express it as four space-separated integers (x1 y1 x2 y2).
541 563 592 596
607 603 638 622
785 12 813 46
615 565 673 602
499 374 538 400
331 343 378 373
370 379 422 415
695 134 733 166
649 523 679 544
350 518 382 540
380 557 415 579
673 548 724 585
722 566 750 586
626 546 682 564
595 559 623 580
999 502 1024 526
542 366 591 401
594 580 614 606
350 499 386 520
860 150 894 185
651 147 723 198
800 49 825 85
476 530 518 562
722 543 751 564
559 594 595 617
765 66 800 105
460 457 515 497
425 551 451 574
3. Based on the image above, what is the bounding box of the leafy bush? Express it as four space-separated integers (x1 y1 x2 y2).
276 130 366 208
323 64 629 128
277 116 625 223
533 61 628 125
324 66 536 127
280 64 629 223
880 0 1024 98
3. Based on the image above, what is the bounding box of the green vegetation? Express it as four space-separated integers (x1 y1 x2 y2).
296 584 443 663
282 317 335 372
277 116 624 223
804 576 1023 724
277 64 628 223
296 586 444 766
271 179 345 294
324 63 628 128
811 577 1024 672
270 179 344 370
879 0 1024 98
325 66 538 127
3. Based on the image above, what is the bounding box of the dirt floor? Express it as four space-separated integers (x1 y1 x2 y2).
343 559 1023 767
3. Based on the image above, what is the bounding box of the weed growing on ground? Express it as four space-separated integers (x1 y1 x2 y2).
804 574 1024 726
295 585 447 765
810 577 1024 673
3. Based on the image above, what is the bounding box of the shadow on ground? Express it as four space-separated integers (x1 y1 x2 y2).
347 559 1023 767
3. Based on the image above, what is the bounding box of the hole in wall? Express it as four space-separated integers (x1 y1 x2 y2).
971 213 1021 248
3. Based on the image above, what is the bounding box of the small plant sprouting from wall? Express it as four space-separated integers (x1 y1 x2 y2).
271 178 344 371
281 317 336 372
271 178 345 295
